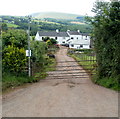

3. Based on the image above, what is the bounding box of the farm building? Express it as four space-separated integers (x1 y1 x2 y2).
35 30 91 49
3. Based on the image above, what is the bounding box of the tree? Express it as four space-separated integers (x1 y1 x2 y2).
43 37 57 45
30 41 47 64
87 1 120 80
2 29 28 49
49 38 57 45
2 23 8 32
42 37 50 42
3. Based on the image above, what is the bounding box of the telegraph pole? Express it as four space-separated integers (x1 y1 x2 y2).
27 16 31 77
0 18 2 40
0 18 2 94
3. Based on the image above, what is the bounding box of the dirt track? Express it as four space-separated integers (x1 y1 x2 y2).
2 46 118 117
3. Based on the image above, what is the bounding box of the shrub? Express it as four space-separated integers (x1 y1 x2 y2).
2 45 27 74
86 1 120 90
2 29 28 49
30 41 48 67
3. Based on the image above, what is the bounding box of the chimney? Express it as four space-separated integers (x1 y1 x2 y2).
56 29 59 33
77 30 80 32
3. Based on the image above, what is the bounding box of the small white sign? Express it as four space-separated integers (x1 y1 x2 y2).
26 50 31 57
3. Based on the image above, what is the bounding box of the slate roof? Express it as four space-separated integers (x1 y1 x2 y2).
81 33 90 36
38 31 90 37
67 31 81 35
68 31 90 36
38 31 69 37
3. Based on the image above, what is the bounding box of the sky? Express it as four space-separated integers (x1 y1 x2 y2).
0 0 110 16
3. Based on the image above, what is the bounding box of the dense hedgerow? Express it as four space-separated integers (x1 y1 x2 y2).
2 45 27 74
87 1 120 90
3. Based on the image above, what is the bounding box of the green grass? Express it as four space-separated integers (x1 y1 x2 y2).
2 58 57 92
2 46 58 92
92 76 120 91
7 23 19 28
33 58 57 81
2 73 34 92
33 45 58 81
69 52 97 75
68 50 119 91
31 12 84 20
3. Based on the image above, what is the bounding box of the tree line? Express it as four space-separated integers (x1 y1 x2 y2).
0 16 92 36
87 1 120 90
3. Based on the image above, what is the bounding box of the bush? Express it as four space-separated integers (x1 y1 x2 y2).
43 37 57 45
2 29 28 49
30 41 47 63
2 45 27 74
87 1 120 90
93 75 120 91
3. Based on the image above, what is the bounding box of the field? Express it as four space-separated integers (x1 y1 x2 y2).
31 12 84 20
7 23 19 28
0 15 92 35
68 49 97 76
71 21 85 25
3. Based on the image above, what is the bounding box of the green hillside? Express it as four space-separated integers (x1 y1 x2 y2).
31 12 84 20
0 14 92 35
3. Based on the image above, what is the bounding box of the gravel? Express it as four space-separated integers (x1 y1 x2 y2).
2 46 118 117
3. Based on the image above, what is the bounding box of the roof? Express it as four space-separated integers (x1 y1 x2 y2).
81 33 90 36
38 31 69 37
38 30 90 37
67 31 90 36
67 31 81 35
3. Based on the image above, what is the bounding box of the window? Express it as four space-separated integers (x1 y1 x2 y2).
63 37 65 39
77 37 78 39
71 37 74 39
80 45 83 48
42 37 44 40
62 41 65 43
71 44 74 47
55 37 57 40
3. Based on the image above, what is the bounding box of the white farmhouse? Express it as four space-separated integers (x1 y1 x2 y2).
67 31 90 49
35 30 91 49
35 29 69 44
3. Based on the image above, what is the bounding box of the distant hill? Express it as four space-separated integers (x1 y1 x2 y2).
30 12 85 20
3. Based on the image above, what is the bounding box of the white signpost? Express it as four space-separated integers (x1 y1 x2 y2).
26 50 31 57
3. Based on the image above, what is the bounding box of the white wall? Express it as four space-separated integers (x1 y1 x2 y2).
35 34 70 44
69 35 90 49
35 31 91 48
57 37 69 44
69 44 90 49
83 45 90 49
35 32 42 41
70 35 81 40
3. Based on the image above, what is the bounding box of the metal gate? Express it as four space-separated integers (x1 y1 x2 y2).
45 49 97 80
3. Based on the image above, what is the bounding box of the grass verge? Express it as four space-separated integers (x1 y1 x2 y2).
2 73 34 92
33 58 56 81
68 51 96 76
92 75 120 91
68 49 119 91
2 58 57 92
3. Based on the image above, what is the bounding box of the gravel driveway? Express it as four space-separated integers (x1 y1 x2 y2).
2 46 118 117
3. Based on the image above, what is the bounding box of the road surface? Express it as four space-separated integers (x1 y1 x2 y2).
2 46 118 117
